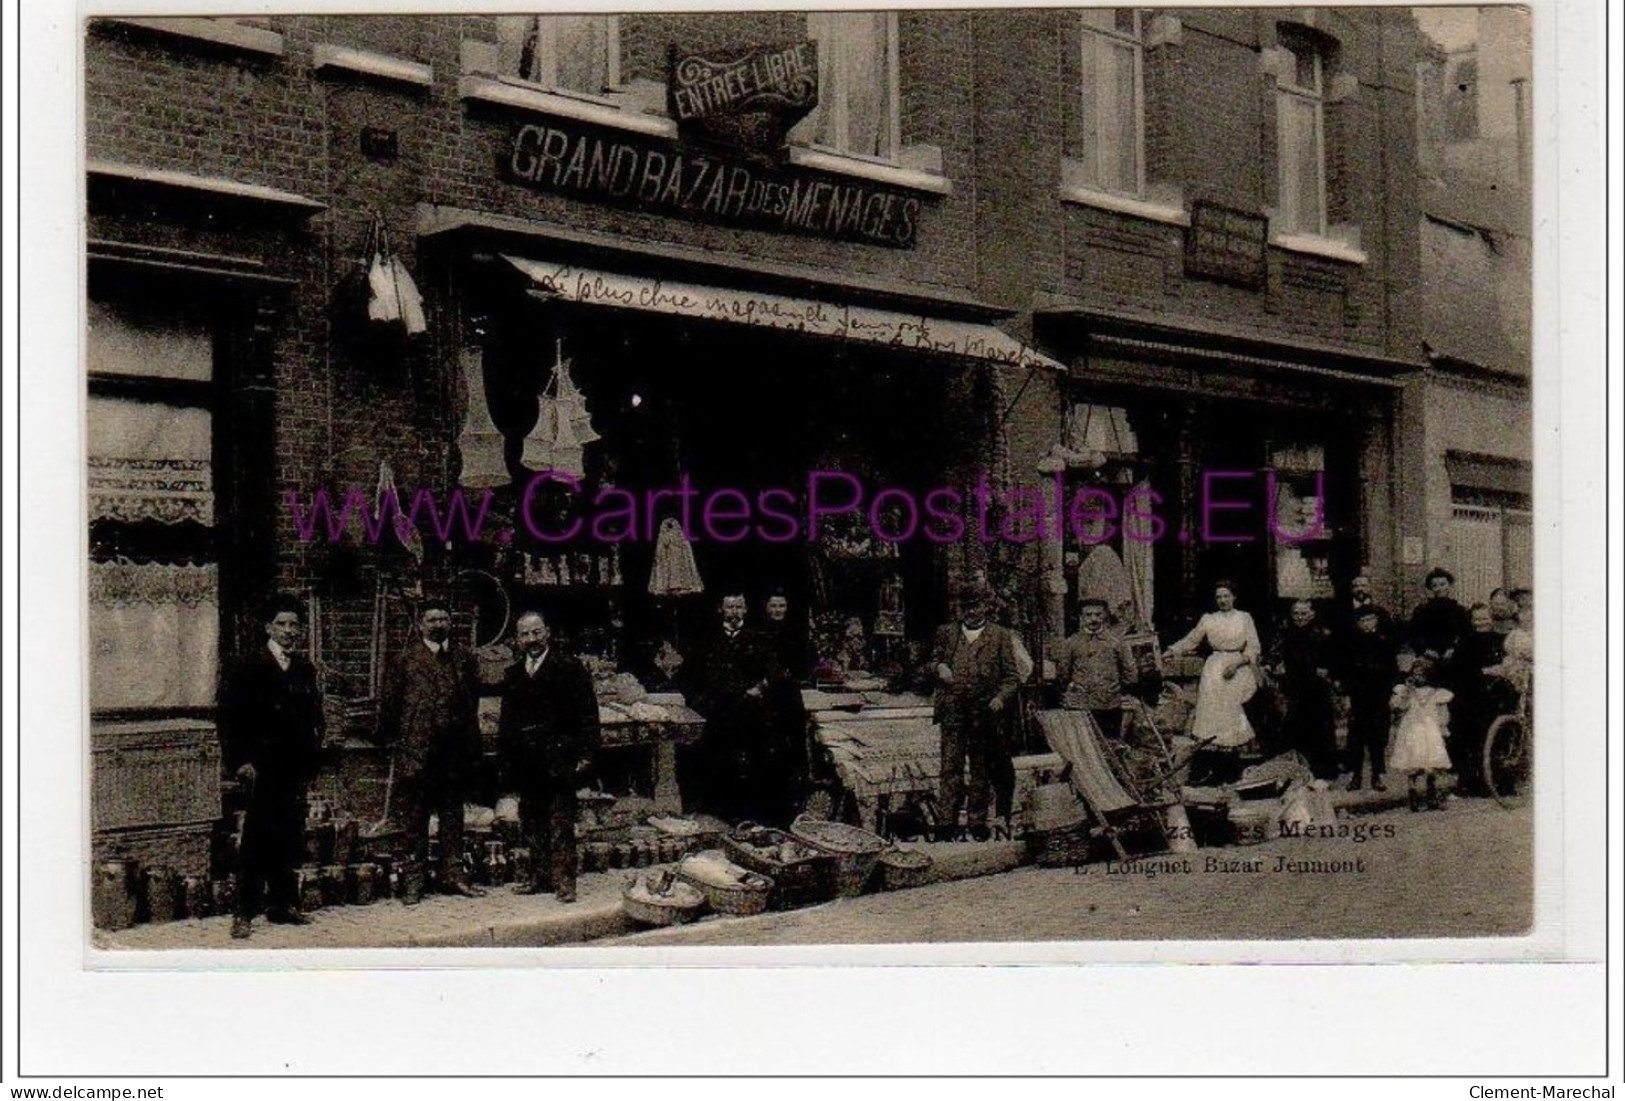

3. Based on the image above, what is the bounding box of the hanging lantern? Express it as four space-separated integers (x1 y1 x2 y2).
456 347 508 489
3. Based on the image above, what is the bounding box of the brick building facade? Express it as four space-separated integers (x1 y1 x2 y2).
84 9 1427 859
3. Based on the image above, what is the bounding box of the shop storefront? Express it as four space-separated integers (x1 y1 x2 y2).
1032 310 1409 644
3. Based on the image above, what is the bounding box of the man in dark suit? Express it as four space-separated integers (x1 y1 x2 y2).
378 595 487 900
932 585 1022 841
499 611 600 903
1337 605 1399 791
682 593 783 825
1336 573 1394 647
221 593 326 940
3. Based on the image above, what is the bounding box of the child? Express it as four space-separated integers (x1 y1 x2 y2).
1388 658 1453 810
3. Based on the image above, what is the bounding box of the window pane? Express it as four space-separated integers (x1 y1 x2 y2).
553 15 610 93
1279 93 1323 233
495 16 537 81
87 298 212 382
800 12 894 158
1107 41 1139 193
1114 9 1139 36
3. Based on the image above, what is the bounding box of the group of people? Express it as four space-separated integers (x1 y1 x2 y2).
1050 568 1533 810
222 592 601 940
220 568 1535 935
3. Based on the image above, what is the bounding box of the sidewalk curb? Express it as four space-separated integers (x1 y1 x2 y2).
411 840 1031 948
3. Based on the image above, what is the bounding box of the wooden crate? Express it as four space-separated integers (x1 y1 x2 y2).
91 719 221 833
92 820 215 881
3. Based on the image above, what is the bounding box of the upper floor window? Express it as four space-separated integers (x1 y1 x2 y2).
1276 36 1327 236
495 15 619 96
794 12 899 160
1076 10 1144 196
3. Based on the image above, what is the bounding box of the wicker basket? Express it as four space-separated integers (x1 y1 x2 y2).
1027 823 1095 869
621 875 706 927
790 816 888 898
875 846 934 891
723 825 839 910
675 854 773 917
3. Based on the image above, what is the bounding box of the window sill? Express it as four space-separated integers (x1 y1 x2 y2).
1269 232 1368 264
458 75 678 139
1058 185 1189 226
313 43 433 88
104 17 284 57
786 146 953 196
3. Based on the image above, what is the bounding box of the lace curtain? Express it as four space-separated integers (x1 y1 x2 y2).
88 561 219 710
87 396 213 526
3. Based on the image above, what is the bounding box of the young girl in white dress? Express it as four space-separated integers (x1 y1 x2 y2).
1389 658 1453 811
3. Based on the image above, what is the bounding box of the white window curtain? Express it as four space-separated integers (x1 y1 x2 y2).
89 562 220 710
1077 10 1144 196
496 14 618 93
1449 504 1505 606
796 11 898 160
1276 42 1326 235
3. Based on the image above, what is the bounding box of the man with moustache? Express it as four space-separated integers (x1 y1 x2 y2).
222 593 326 940
932 584 1022 841
379 594 487 899
499 611 600 903
683 593 780 824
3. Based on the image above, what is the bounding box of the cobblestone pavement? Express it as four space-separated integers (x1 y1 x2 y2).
604 799 1532 946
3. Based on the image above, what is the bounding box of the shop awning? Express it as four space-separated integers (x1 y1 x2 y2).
504 255 1064 372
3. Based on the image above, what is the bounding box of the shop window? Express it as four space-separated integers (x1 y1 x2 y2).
86 295 220 715
1075 10 1145 197
794 11 900 161
495 14 619 96
1275 33 1328 237
1449 491 1533 605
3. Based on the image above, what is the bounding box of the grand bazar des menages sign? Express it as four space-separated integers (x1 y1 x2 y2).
504 39 923 248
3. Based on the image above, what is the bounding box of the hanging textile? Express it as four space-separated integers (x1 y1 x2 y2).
361 215 427 335
88 561 219 710
1275 546 1314 600
1121 488 1155 631
376 459 425 562
647 517 704 596
87 397 213 526
1077 544 1135 627
522 343 598 477
457 348 508 489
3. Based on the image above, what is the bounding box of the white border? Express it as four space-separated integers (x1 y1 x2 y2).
6 0 1617 1085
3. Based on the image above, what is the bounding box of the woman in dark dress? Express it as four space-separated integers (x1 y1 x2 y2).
1449 603 1507 795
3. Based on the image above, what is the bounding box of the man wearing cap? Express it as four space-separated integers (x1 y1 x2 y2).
379 594 487 899
1049 596 1136 740
222 593 326 939
932 585 1022 841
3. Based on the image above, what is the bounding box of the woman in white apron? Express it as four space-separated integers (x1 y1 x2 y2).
1164 581 1262 781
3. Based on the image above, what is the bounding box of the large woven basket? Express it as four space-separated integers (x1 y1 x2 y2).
790 816 888 897
875 846 934 891
723 825 839 910
621 875 706 927
675 854 773 917
1027 823 1094 869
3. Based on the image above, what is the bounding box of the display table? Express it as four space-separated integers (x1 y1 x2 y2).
807 691 939 832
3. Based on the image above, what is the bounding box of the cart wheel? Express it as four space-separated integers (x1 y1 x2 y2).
1481 713 1529 808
